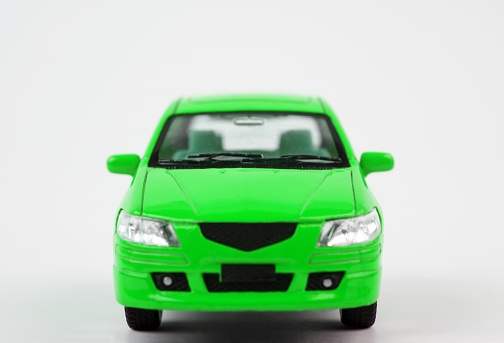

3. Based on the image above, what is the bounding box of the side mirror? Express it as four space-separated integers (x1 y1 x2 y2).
360 152 394 177
107 154 141 176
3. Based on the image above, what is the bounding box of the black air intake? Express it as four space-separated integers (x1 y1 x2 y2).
203 273 293 292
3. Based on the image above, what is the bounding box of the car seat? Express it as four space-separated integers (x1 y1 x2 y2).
279 130 328 156
173 131 223 159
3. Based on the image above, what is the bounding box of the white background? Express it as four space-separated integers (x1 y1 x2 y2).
1 1 503 342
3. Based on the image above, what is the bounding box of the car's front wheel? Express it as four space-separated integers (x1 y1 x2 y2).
340 302 377 328
124 307 162 331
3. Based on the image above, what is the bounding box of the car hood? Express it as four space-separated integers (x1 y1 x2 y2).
142 168 355 222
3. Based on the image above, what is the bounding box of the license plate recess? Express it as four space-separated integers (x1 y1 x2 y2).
221 264 276 282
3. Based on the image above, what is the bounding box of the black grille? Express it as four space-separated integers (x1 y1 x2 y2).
203 273 293 292
199 222 296 251
306 272 344 291
152 273 190 291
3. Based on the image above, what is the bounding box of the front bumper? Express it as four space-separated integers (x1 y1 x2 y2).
113 222 382 311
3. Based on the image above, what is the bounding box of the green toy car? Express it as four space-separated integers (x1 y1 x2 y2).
107 94 393 330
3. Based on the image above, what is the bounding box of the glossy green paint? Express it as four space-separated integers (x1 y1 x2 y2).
109 94 393 311
176 94 326 114
113 232 383 311
142 168 355 223
107 154 140 177
360 152 395 177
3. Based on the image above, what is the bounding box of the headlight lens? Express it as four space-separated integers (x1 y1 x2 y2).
116 212 180 247
317 208 381 247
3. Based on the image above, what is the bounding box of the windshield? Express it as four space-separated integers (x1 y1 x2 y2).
149 112 349 169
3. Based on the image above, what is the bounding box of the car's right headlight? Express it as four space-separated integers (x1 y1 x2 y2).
317 208 381 247
116 211 180 247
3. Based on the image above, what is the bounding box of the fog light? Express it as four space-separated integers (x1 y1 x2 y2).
322 278 333 288
163 276 173 287
152 272 190 292
306 271 344 291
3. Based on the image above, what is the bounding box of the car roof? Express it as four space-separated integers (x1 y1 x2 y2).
174 94 326 114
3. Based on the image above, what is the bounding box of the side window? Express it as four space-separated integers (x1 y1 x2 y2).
317 118 339 158
159 116 191 159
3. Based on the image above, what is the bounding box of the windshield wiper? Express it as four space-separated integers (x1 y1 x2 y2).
186 153 264 159
158 153 264 165
240 155 343 165
158 154 342 167
158 159 208 165
279 154 342 163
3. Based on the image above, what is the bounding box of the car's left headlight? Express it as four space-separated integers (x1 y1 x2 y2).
317 208 381 247
116 211 180 247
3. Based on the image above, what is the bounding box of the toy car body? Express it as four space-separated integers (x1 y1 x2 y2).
107 94 393 330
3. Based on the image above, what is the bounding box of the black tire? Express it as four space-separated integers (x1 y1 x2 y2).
124 307 162 331
340 302 377 328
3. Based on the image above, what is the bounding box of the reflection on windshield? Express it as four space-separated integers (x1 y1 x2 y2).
152 112 348 169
